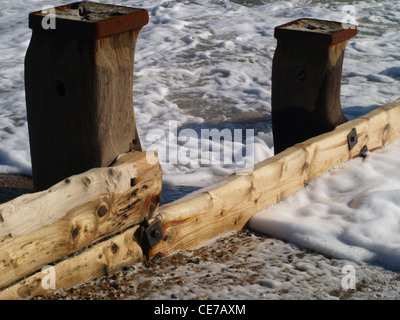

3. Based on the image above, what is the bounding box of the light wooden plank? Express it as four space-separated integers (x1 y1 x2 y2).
0 150 161 289
2 99 399 299
0 226 142 300
149 98 400 259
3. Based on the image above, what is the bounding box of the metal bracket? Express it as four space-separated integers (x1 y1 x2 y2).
145 219 164 249
347 128 358 151
359 145 368 158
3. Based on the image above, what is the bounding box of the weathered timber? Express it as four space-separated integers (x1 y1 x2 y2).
272 19 357 154
25 2 149 191
0 226 142 300
0 150 161 290
2 99 399 299
149 98 400 259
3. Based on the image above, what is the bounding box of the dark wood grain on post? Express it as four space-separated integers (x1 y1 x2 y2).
25 2 149 191
271 19 357 154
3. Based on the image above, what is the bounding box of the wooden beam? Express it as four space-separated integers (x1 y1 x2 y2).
2 99 399 299
149 98 400 259
0 150 161 289
0 226 142 300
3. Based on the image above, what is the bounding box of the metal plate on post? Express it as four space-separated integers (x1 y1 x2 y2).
347 128 358 151
145 219 163 249
359 145 368 158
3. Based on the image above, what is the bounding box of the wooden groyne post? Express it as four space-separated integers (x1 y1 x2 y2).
25 1 149 191
271 19 357 154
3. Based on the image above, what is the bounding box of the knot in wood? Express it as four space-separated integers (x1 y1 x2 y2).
82 176 92 188
71 226 81 239
111 243 119 254
97 203 109 218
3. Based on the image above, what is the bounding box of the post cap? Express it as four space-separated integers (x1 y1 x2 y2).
29 1 149 39
274 18 357 45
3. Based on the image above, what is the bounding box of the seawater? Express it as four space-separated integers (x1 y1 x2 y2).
0 0 399 204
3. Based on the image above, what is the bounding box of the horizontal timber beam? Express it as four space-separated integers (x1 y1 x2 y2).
149 98 400 259
0 150 161 290
1 98 399 299
0 226 142 300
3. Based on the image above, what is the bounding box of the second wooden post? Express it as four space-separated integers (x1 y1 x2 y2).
271 19 357 154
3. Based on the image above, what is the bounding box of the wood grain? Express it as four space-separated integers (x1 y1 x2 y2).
25 29 143 191
0 226 142 300
272 37 352 154
149 98 400 259
2 99 399 299
0 150 161 289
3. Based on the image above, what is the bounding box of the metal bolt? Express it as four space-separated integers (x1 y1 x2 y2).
152 229 161 239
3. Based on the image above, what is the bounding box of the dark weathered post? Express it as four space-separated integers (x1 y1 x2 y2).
271 19 357 154
25 2 149 191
